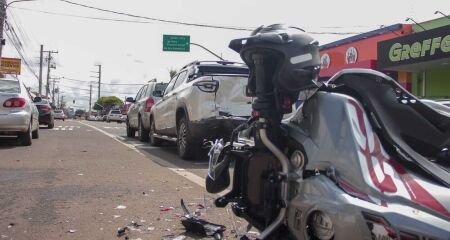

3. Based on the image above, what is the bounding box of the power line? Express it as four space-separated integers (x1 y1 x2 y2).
13 3 363 35
59 83 138 95
4 28 39 80
58 0 255 31
10 6 156 24
63 76 145 85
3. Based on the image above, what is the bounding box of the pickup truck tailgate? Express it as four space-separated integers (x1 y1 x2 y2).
213 75 252 117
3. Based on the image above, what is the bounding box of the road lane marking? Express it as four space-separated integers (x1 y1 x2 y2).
79 121 206 188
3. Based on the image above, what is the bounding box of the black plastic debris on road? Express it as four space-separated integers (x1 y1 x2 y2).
117 222 142 237
180 199 226 240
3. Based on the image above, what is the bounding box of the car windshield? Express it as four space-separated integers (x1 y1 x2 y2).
111 110 121 114
154 83 168 93
0 80 20 93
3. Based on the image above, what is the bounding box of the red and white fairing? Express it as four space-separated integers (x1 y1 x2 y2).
346 99 450 218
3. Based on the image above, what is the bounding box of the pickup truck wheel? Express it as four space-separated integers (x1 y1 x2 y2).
19 122 32 146
177 117 196 160
149 119 162 146
138 118 149 142
126 120 136 137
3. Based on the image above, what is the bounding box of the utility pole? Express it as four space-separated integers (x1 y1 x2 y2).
91 64 101 99
89 84 93 114
44 50 58 97
50 77 60 103
0 0 6 61
38 45 44 95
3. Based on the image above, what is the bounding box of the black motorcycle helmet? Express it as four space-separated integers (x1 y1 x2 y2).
229 24 321 97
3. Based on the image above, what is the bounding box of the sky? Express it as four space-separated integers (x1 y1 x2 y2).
3 0 449 109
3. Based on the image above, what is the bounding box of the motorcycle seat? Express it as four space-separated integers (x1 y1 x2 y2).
328 70 450 183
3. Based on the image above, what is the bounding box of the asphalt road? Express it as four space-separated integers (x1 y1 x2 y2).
0 119 245 240
83 120 212 181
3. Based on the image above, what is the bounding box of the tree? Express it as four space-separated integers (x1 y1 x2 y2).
168 68 177 79
93 96 123 111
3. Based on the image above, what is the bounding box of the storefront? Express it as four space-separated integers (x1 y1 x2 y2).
378 18 450 98
319 24 413 86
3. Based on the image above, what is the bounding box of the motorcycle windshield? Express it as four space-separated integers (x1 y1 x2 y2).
327 69 450 186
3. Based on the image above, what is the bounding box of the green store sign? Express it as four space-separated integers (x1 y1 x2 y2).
378 25 450 68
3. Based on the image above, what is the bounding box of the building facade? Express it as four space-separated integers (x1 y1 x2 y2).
378 17 450 99
319 24 413 89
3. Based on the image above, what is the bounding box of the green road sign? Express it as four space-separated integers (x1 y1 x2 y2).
163 35 190 52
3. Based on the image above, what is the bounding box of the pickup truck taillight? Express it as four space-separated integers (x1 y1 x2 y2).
144 98 155 112
3 97 26 108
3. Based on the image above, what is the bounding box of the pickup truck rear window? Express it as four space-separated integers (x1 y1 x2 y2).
0 80 20 93
198 66 249 76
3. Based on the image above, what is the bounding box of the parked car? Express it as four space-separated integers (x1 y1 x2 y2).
149 61 252 159
87 115 97 121
126 80 168 140
53 109 66 120
107 110 123 123
0 78 40 146
33 98 54 129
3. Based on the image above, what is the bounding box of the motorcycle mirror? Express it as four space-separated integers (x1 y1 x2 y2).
206 153 231 194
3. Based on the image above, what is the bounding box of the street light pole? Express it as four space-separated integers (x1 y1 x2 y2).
0 0 38 61
190 43 225 61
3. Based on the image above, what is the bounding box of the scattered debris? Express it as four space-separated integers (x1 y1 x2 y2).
7 223 15 228
172 236 186 240
160 206 174 212
99 212 104 215
196 204 205 209
67 229 77 233
180 199 226 240
1 235 8 238
100 228 104 231
77 173 84 176
139 220 146 223
115 205 127 210
147 227 155 231
113 215 121 219
117 222 142 237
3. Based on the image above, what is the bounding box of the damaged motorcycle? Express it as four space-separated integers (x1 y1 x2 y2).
206 24 450 239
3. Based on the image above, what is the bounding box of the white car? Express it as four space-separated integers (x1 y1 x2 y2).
53 109 66 121
126 80 168 141
107 110 123 123
150 61 252 159
87 115 97 121
0 79 40 146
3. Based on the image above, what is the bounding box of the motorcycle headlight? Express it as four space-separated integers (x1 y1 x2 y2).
307 211 334 240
